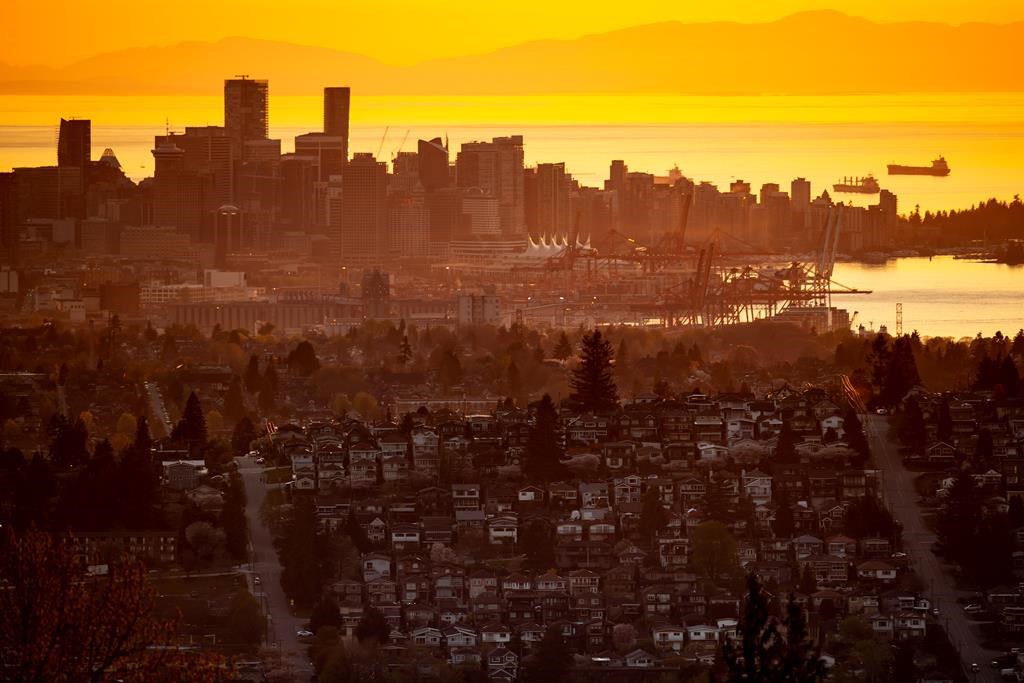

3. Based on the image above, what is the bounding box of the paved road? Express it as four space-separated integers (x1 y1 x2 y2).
144 381 173 438
865 414 1000 682
239 455 313 681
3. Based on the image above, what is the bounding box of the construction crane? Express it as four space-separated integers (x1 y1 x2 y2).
376 126 390 159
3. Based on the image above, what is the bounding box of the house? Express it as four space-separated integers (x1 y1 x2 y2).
443 625 478 648
686 624 719 642
486 646 518 678
362 553 392 582
452 483 481 511
487 515 519 546
623 649 656 667
480 622 512 645
741 469 773 505
652 624 687 652
857 560 898 583
409 626 443 648
894 612 927 640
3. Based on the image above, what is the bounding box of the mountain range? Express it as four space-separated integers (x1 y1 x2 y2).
1 11 1021 95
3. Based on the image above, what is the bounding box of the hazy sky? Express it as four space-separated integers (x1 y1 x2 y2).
7 0 1024 66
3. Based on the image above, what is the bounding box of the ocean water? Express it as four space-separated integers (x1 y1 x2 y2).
832 256 1024 339
0 92 1021 213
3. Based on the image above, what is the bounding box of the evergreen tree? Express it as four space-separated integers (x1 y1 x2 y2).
936 395 953 443
519 521 556 571
398 335 413 366
173 392 207 443
937 469 983 566
231 417 258 456
244 355 263 393
774 421 798 465
772 489 795 539
354 607 390 646
569 330 619 412
132 415 152 456
288 341 321 376
798 563 817 594
223 375 246 425
897 396 928 454
523 395 567 483
1000 354 1021 396
221 472 249 562
843 408 870 468
280 497 324 605
639 487 669 542
522 626 573 683
723 575 824 682
553 332 573 361
258 363 278 413
689 521 737 580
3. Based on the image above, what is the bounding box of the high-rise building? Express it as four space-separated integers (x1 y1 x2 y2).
417 138 450 191
295 133 346 183
791 178 811 208
224 78 269 157
57 118 91 171
151 141 185 229
333 153 387 267
213 205 242 268
323 87 350 159
456 136 525 237
533 162 571 238
155 126 234 207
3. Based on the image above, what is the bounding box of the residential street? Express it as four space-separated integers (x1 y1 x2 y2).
239 455 313 681
865 414 1000 682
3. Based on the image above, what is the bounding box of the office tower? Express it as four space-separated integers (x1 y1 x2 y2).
151 140 185 229
534 162 571 237
279 155 319 228
791 177 811 208
156 126 234 206
58 119 91 171
295 133 347 183
417 138 450 191
456 136 525 237
12 166 83 221
213 205 241 268
388 191 429 258
323 87 350 159
333 153 387 266
461 188 501 238
606 160 627 193
424 187 463 258
730 180 752 195
0 172 16 257
224 78 269 157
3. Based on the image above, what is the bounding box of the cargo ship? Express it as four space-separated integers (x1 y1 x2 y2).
832 175 880 194
887 156 950 176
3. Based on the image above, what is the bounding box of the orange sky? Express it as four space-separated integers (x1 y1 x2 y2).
6 0 1024 67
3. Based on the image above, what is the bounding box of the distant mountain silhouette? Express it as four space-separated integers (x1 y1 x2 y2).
1 12 1021 95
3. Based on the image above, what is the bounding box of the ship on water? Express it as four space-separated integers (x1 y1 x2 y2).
832 174 880 194
888 156 950 176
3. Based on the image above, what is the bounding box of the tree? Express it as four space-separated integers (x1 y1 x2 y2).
522 394 567 483
185 521 222 561
223 375 246 425
258 363 278 413
936 395 953 443
225 591 265 649
689 520 737 580
279 497 325 605
772 489 795 539
522 626 573 683
519 522 556 571
49 415 89 469
569 329 619 413
798 563 817 594
398 335 413 366
553 332 573 360
722 574 824 683
843 408 870 468
774 421 798 465
231 417 258 456
639 487 669 542
206 409 225 435
221 472 248 562
288 340 321 376
310 596 343 633
244 355 263 393
355 606 390 646
173 391 207 444
936 469 983 567
842 495 896 541
0 529 222 682
116 412 138 438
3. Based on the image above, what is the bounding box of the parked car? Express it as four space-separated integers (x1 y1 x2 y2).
964 603 983 613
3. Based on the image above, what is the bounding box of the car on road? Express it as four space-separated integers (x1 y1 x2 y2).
964 603 983 613
254 576 261 585
875 408 889 415
296 629 314 637
256 457 265 465
932 608 940 617
992 654 1016 668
